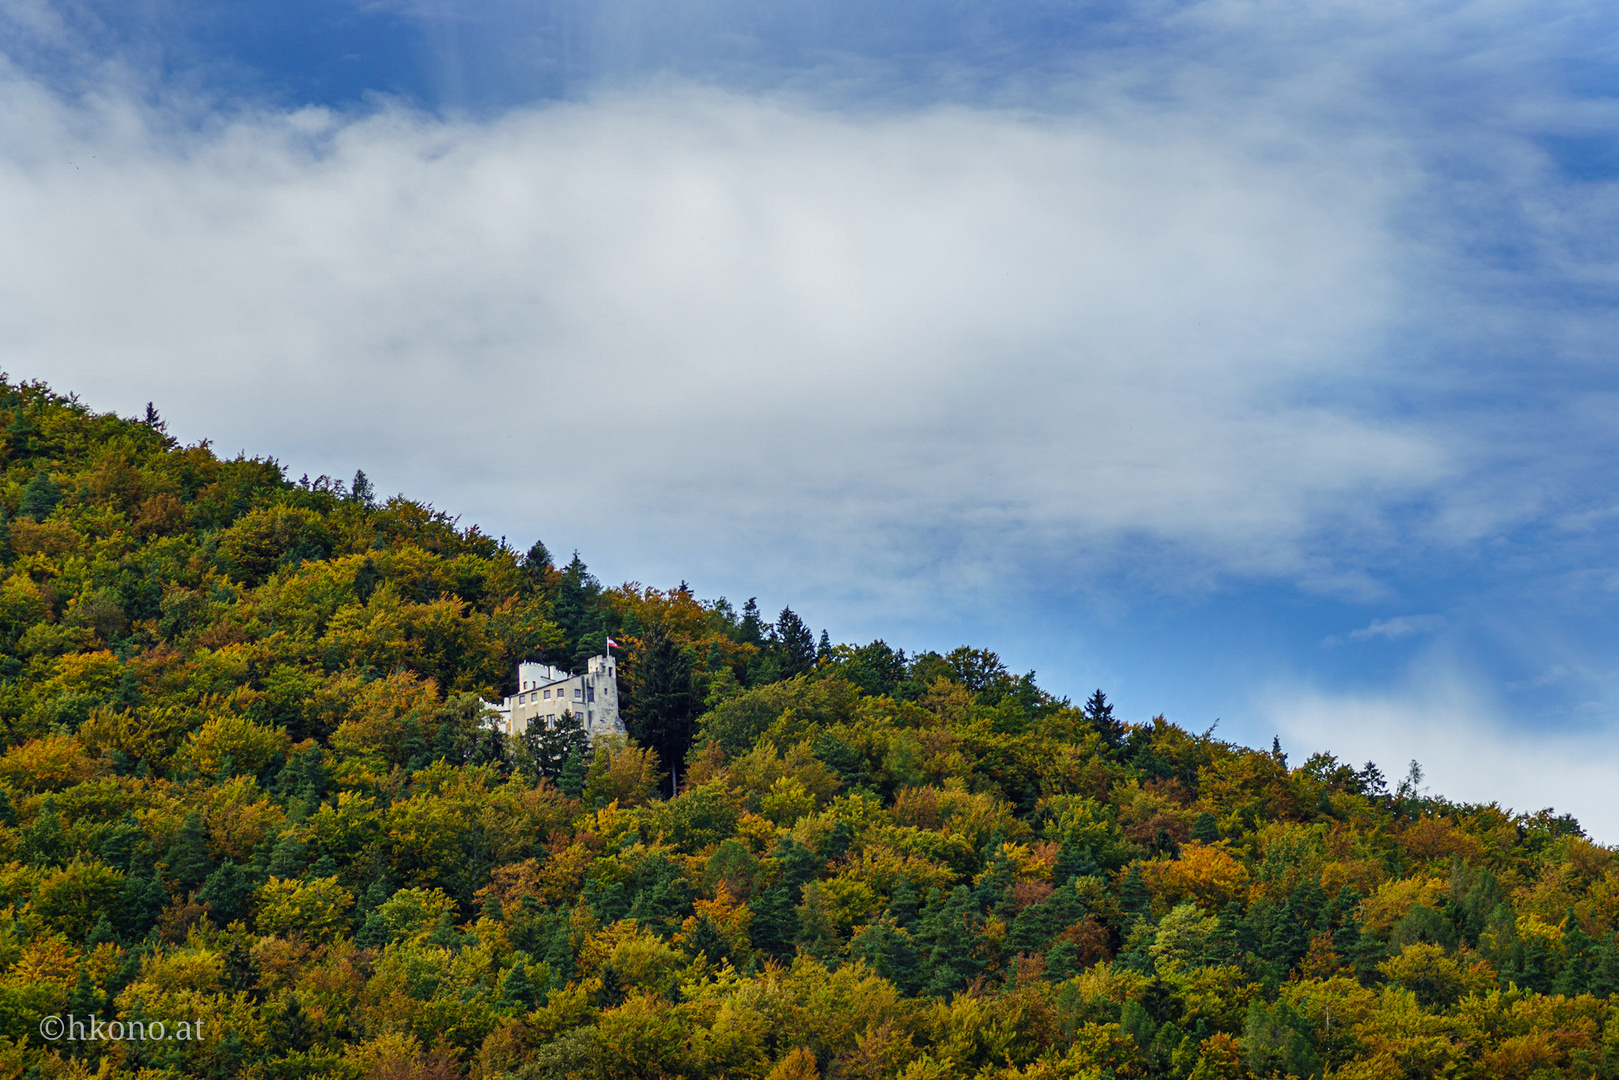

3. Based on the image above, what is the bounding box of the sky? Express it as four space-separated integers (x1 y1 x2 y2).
2 0 1619 831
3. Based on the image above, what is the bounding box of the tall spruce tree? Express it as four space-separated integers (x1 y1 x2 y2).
1084 690 1125 749
773 607 816 679
18 471 60 520
167 811 213 892
521 540 553 595
624 625 701 793
553 553 603 668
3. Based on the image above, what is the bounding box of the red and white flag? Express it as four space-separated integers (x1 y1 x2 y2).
606 637 620 652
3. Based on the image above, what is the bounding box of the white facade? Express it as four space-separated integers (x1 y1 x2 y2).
490 653 622 738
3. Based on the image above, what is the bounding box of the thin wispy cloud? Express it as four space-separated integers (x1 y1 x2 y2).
1323 615 1447 647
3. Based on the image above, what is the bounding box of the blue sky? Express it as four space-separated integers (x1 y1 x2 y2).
4 0 1619 831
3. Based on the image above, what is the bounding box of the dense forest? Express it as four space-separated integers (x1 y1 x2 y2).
0 377 1613 1080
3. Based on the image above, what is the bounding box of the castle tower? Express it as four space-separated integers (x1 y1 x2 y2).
491 653 622 738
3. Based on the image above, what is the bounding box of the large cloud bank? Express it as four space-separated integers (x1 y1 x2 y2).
0 77 1444 605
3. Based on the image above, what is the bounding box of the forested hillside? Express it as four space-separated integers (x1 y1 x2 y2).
0 376 1615 1080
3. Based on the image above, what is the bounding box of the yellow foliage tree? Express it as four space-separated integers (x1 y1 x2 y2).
255 875 354 941
1137 842 1249 911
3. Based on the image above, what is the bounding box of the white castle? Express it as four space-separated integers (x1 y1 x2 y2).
490 653 623 738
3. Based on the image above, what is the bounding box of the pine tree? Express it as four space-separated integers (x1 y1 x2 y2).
1554 912 1593 996
116 849 167 942
1120 864 1152 924
739 598 766 646
624 624 701 791
69 963 102 1016
85 913 116 948
356 910 389 947
918 886 983 995
849 916 921 994
553 553 603 667
521 540 553 595
763 607 816 681
522 710 590 782
266 832 307 879
18 471 60 520
270 996 314 1054
1084 690 1125 749
1191 812 1220 843
350 469 376 507
794 882 839 964
1590 932 1619 997
167 811 213 891
1044 940 1080 981
23 796 63 864
199 862 253 925
1054 840 1100 884
500 957 538 1009
889 877 920 931
558 745 588 797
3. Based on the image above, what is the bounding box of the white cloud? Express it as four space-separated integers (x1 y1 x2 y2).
1323 614 1446 646
0 71 1454 615
1261 665 1619 842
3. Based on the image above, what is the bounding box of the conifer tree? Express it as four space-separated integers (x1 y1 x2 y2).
1084 689 1125 748
773 607 817 678
1120 864 1152 924
266 832 307 879
18 471 59 520
167 811 213 891
522 710 590 782
918 886 983 995
1055 840 1100 884
739 598 766 646
521 540 553 595
116 849 166 942
553 553 603 667
500 957 537 1009
23 796 62 864
349 469 376 508
850 916 921 994
558 745 588 797
624 624 701 791
199 862 253 925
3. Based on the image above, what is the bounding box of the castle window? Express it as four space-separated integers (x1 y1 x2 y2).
587 686 595 702
543 689 550 698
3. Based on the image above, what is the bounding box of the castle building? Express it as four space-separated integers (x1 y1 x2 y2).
491 653 622 738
